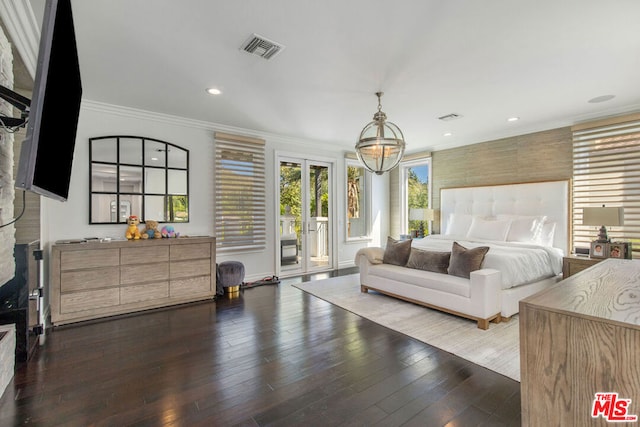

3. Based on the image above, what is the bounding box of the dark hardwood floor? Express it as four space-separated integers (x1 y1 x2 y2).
0 268 521 426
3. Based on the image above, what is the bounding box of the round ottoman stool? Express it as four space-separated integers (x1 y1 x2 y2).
216 261 245 296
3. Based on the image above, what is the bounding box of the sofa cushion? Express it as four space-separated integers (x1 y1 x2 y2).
448 242 490 279
406 248 450 274
382 236 412 266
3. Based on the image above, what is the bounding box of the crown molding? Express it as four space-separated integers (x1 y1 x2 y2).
0 0 39 79
81 99 345 149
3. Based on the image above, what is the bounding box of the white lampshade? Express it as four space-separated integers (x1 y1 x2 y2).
582 206 624 226
409 208 434 222
582 206 624 243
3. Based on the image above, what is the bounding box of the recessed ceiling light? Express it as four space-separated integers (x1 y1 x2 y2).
443 132 452 137
507 117 520 122
588 94 615 103
206 88 222 95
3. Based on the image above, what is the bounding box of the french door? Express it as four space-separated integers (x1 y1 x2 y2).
278 156 334 276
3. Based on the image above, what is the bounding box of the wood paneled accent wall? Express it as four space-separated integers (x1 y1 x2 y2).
431 127 573 233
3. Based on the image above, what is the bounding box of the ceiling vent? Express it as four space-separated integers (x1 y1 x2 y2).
240 33 285 60
438 113 463 121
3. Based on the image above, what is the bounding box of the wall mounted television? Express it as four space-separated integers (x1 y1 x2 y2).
14 0 82 202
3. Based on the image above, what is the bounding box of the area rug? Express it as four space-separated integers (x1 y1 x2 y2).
292 274 521 381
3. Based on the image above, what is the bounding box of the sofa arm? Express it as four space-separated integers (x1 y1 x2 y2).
469 268 502 317
354 247 385 265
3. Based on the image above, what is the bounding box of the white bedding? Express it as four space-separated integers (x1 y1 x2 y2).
412 235 563 289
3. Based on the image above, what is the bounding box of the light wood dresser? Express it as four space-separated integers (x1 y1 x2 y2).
51 237 216 326
520 258 640 426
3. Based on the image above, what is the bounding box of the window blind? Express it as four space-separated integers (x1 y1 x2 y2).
214 132 266 252
572 113 640 254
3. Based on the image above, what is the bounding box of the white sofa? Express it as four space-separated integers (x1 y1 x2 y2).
355 247 503 329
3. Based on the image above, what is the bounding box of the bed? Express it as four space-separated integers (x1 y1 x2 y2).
356 179 570 328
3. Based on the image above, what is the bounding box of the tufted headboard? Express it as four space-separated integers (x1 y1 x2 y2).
439 180 570 254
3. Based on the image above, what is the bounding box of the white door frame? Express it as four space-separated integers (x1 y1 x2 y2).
275 151 337 277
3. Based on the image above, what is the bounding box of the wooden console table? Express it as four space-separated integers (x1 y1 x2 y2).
51 237 216 326
520 259 640 426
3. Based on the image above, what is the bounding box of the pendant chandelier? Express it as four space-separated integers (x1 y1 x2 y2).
355 92 406 175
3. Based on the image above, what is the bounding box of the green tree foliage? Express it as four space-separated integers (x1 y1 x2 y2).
280 164 302 217
407 165 429 234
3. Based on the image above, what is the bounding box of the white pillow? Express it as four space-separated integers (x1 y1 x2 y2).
445 213 474 236
536 221 556 247
466 216 512 241
497 214 547 243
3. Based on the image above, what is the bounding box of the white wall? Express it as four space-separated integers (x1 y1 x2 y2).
42 101 389 282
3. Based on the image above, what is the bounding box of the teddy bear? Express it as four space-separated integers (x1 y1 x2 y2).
140 219 162 239
125 215 142 240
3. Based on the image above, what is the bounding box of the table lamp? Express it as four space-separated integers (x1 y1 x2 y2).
582 205 624 243
409 208 434 238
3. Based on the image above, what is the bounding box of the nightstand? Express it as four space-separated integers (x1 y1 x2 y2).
562 255 604 279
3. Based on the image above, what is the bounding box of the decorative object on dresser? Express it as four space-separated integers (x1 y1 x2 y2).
589 241 632 260
140 219 161 239
520 258 640 426
50 237 218 326
125 215 142 240
582 205 624 243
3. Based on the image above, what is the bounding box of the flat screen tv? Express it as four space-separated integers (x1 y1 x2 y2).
15 0 82 202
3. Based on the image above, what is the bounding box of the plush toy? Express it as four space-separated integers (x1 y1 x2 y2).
125 215 142 240
140 219 162 239
161 225 179 238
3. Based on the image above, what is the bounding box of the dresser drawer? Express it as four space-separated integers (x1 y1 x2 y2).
170 276 211 298
61 249 119 270
121 246 169 265
60 288 120 314
120 263 169 285
170 259 211 279
120 282 169 304
61 267 119 292
170 243 211 261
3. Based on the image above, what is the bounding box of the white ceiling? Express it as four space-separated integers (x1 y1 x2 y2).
28 0 640 152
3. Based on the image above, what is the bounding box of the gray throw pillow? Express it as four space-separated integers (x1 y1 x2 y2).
406 248 451 274
448 241 490 279
382 236 412 266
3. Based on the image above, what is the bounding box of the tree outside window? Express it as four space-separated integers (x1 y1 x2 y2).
346 160 369 239
402 159 431 236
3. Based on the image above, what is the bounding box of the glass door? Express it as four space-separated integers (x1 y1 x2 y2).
278 157 333 276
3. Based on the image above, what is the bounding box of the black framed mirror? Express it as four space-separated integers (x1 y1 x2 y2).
90 135 189 224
